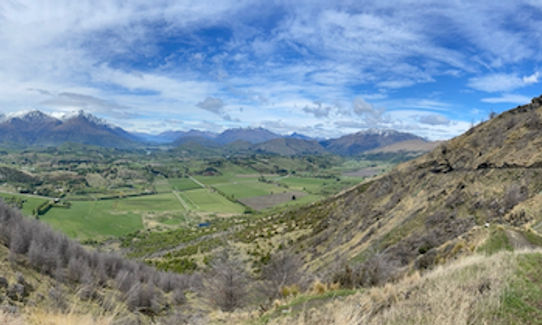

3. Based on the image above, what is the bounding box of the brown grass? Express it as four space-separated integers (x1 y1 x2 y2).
0 310 115 325
253 250 531 325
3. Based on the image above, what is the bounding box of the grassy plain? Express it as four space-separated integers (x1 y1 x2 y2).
178 188 245 214
0 192 48 216
40 193 185 239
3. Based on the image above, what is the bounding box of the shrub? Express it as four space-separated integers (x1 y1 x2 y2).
261 251 303 298
203 250 248 312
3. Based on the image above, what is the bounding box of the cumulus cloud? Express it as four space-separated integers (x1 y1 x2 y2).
351 98 385 123
467 72 540 92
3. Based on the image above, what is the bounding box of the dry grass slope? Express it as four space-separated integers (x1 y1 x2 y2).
248 249 541 325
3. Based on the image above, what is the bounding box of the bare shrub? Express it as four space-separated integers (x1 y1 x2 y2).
203 251 248 312
171 287 186 305
358 253 397 287
126 283 164 315
9 221 33 255
261 251 303 299
67 256 87 283
115 270 137 294
48 285 68 311
0 201 189 315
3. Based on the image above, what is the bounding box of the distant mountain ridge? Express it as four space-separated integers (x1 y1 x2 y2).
320 129 426 156
0 110 435 156
0 110 136 148
215 127 281 144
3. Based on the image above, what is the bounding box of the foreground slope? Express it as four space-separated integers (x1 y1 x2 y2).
248 249 542 325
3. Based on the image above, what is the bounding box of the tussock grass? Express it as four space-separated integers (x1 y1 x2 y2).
0 310 115 325
26 310 115 325
253 250 541 325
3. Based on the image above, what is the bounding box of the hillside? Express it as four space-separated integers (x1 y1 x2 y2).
0 201 202 324
222 95 542 277
366 139 440 153
272 97 540 275
240 249 542 324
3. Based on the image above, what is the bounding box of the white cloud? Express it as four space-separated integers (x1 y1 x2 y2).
196 97 237 121
417 114 450 125
481 93 531 104
302 102 333 118
467 72 540 92
1 1 542 140
522 72 539 84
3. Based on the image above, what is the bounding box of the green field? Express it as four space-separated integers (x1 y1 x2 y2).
153 177 172 193
168 177 201 191
41 201 143 240
178 189 245 214
193 174 241 185
117 193 185 212
0 192 48 216
40 193 184 239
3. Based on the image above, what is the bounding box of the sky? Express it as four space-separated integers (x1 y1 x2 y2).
1 1 542 140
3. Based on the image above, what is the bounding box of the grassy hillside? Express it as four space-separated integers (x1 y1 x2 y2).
237 249 542 325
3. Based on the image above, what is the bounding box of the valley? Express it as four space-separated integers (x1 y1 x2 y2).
2 100 542 324
0 142 397 243
3 2 541 324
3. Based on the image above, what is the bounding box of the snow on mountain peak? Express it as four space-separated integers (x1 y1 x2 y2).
61 110 111 128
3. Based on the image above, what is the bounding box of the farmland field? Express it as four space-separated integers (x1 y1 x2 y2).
168 177 202 191
178 188 245 214
40 193 184 239
41 200 144 240
0 192 48 216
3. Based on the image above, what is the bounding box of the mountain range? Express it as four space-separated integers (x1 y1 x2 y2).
0 110 434 156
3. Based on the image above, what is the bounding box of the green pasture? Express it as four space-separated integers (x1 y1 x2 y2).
40 193 183 240
0 192 48 216
178 188 244 213
168 177 201 191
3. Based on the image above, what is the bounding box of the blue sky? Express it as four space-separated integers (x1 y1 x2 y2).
1 1 542 140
